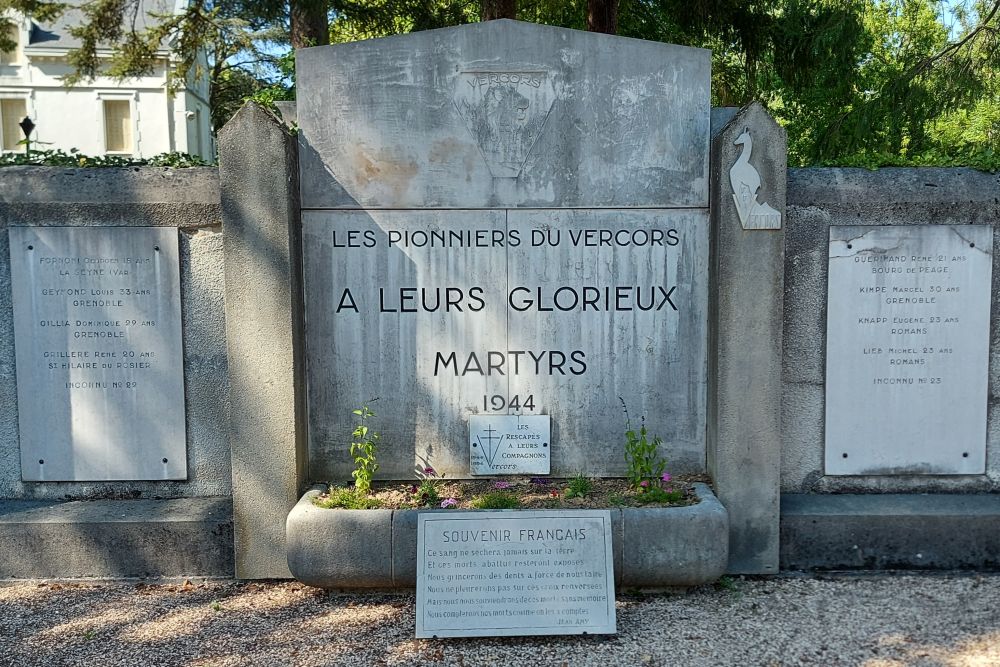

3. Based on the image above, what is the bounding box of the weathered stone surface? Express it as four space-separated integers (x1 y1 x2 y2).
221 103 307 579
782 168 1000 494
11 226 186 482
621 483 728 586
286 484 727 589
297 20 710 209
825 225 992 475
286 489 392 588
303 208 709 480
0 169 229 501
780 493 1000 570
708 102 785 574
0 497 233 579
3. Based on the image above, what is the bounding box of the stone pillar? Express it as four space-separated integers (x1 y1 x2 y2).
708 101 786 574
219 103 307 578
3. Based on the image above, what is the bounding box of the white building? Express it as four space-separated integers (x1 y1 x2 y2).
0 1 214 161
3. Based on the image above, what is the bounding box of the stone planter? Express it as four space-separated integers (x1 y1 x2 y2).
286 482 729 589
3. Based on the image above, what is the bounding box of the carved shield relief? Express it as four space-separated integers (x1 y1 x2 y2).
453 71 556 178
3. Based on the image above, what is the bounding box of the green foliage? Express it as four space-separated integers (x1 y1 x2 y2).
349 402 379 495
315 486 383 509
564 473 593 499
470 491 521 509
413 479 441 506
0 148 209 167
633 485 685 505
620 398 666 490
5 0 999 168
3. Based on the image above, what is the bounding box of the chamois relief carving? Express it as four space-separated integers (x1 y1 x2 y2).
453 71 555 178
729 128 781 230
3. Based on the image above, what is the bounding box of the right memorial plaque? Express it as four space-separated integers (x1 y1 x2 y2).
825 225 993 475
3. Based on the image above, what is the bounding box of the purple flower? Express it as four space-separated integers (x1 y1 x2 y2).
530 477 547 485
494 481 512 490
661 472 672 483
640 480 649 488
440 498 457 509
424 467 436 476
409 485 418 494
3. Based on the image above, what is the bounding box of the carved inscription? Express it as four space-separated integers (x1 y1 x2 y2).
416 511 616 638
453 71 555 178
303 208 710 478
9 227 186 481
825 225 992 475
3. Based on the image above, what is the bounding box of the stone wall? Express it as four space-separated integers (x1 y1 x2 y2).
782 167 1000 493
0 167 231 499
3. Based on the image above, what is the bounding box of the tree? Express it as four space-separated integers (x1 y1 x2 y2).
2 0 997 168
481 0 516 20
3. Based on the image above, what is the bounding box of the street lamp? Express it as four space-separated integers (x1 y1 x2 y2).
18 116 34 156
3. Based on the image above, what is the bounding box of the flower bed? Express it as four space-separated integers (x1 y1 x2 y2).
313 474 703 511
286 482 729 589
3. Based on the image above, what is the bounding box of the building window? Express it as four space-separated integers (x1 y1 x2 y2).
103 99 132 153
0 24 21 66
1 98 27 152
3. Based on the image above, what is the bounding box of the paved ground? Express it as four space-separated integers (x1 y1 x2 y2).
1 575 998 666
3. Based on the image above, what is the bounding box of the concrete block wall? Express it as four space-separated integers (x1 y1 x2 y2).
0 167 232 500
782 167 1000 494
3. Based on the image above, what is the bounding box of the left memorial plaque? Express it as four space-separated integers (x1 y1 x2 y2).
9 227 186 481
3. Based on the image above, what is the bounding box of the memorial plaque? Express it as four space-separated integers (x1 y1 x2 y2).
416 510 616 638
470 415 550 475
9 227 186 481
302 209 709 479
825 225 993 475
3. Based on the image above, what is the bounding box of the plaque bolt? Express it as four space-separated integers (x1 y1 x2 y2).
154 246 160 252
162 457 169 463
27 245 33 250
38 459 44 465
842 453 848 458
846 244 852 249
963 452 969 458
970 242 976 248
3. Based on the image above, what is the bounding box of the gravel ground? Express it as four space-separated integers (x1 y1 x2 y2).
1 575 999 666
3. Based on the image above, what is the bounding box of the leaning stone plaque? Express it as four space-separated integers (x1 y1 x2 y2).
9 227 186 481
416 510 616 638
825 225 993 475
470 415 550 475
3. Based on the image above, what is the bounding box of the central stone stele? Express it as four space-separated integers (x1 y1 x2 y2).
296 20 712 479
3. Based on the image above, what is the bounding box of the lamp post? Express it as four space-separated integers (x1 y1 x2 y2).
18 116 34 157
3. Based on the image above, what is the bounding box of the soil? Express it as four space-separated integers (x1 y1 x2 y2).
315 474 710 510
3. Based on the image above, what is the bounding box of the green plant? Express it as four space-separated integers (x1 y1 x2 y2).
0 148 210 168
350 401 379 495
211 601 222 612
715 575 740 594
564 473 593 499
315 486 382 510
411 466 443 507
470 491 521 510
414 479 441 507
620 398 666 490
634 486 686 505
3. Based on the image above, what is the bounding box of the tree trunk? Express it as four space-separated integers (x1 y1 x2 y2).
291 0 330 49
587 0 618 34
481 0 516 21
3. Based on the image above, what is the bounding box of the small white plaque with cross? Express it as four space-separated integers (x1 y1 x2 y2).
469 415 550 475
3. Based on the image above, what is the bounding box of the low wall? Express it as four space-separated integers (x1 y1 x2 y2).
0 167 231 500
782 167 1000 493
